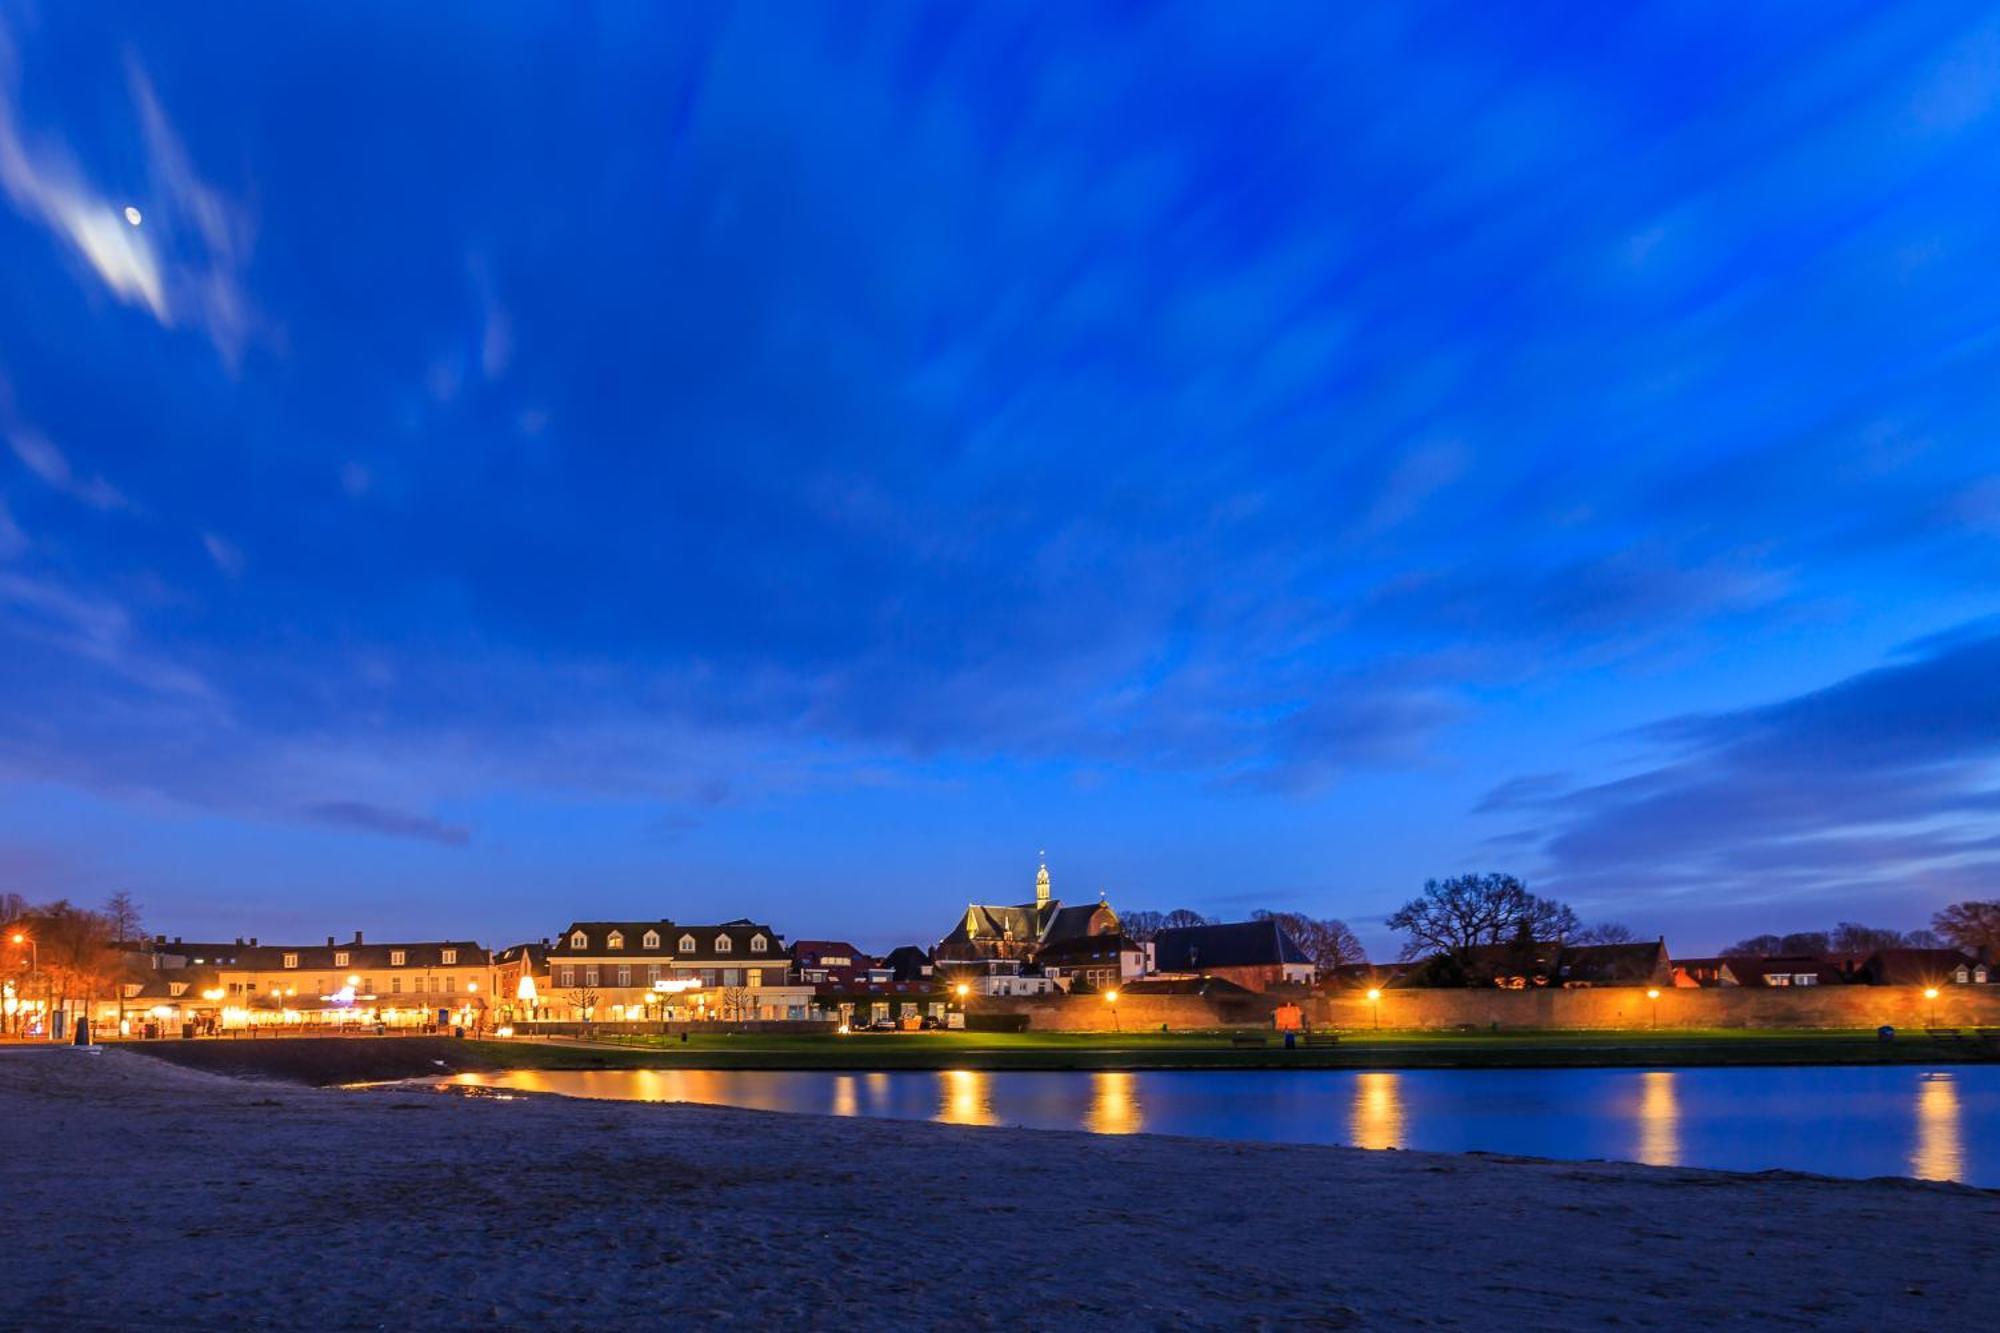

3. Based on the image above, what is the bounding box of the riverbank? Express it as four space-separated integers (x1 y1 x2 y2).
3 1045 1995 1328
119 1026 1996 1086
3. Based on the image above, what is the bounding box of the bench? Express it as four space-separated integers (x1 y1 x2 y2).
1229 1034 1268 1048
1301 1032 1341 1048
1925 1027 1966 1042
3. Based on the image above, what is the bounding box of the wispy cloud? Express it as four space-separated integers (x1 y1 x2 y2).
0 25 252 363
305 800 470 847
201 531 244 577
6 425 127 510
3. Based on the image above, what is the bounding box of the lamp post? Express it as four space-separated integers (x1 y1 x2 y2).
1365 988 1382 1031
10 932 41 1040
1924 986 1940 1028
1646 987 1661 1030
1104 988 1120 1033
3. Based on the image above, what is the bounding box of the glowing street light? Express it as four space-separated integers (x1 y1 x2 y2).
1924 986 1941 1027
1103 987 1121 1032
1646 987 1661 1029
1365 987 1382 1030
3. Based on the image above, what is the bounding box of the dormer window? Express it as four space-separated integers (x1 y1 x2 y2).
642 930 660 950
750 934 769 953
441 948 458 965
715 934 733 953
607 931 625 950
282 953 299 969
679 934 696 953
169 982 188 997
390 950 406 966
334 951 350 967
571 932 587 950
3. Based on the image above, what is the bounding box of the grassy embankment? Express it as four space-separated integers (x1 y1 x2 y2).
122 1025 1994 1085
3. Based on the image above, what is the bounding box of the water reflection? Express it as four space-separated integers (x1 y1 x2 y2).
1349 1071 1403 1149
1913 1072 1962 1181
832 1074 858 1119
1086 1071 1143 1135
939 1068 994 1126
1635 1070 1680 1167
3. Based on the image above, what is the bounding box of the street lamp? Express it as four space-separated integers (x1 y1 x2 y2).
1365 988 1382 1031
1104 988 1120 1032
9 932 41 1040
1924 986 1940 1027
1646 987 1661 1030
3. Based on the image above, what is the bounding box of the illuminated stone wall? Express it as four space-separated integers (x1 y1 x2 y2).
998 984 2000 1031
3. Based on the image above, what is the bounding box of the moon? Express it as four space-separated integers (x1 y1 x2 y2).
124 206 143 226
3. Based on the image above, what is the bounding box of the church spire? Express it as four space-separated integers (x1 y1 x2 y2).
1035 852 1051 908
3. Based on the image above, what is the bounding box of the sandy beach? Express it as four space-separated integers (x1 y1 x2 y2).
3 1047 1997 1329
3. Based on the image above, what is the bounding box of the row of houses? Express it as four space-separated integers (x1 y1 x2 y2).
17 858 1992 1037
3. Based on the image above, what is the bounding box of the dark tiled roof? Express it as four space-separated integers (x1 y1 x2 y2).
1862 948 1982 986
190 941 488 971
548 921 782 962
1152 921 1311 972
1042 904 1108 945
1723 955 1849 987
1121 976 1257 999
1036 933 1140 964
789 940 864 966
880 945 934 981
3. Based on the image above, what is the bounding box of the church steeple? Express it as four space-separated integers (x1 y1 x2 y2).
1035 853 1051 908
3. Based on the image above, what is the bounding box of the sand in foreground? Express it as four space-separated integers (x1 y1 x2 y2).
3 1048 1995 1329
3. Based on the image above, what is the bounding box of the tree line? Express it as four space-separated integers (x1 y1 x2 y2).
1 891 143 1036
1724 900 2000 958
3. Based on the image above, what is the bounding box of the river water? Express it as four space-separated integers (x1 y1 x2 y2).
446 1064 2000 1185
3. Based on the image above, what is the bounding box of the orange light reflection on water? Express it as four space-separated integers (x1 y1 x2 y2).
1349 1071 1403 1150
1913 1073 1962 1181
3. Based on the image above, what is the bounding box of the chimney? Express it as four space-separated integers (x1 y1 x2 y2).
250 937 259 947
235 937 244 947
173 936 183 945
326 935 335 947
354 930 364 945
154 934 165 945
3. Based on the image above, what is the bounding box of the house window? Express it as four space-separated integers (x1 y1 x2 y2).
1795 974 1818 987
643 930 660 950
750 935 769 954
679 934 696 953
390 950 406 966
617 966 631 987
392 977 402 994
169 982 187 997
584 966 599 987
571 932 587 950
608 932 625 950
441 949 458 965
723 968 742 987
444 976 455 993
559 967 575 989
646 965 660 984
715 935 733 953
334 951 349 967
282 953 298 969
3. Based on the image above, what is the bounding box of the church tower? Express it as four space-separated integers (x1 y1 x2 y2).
1035 855 1051 908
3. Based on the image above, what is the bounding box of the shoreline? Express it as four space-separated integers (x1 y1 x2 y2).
4 1045 1996 1327
108 1029 1999 1087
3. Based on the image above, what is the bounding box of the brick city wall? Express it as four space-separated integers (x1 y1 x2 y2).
996 985 2000 1031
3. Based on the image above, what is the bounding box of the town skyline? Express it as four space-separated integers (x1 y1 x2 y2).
6 5 2000 957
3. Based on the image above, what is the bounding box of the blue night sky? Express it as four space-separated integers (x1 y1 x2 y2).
2 3 1998 956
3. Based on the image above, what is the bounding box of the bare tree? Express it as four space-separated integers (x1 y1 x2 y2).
1575 922 1636 945
1723 933 1784 958
1932 900 2000 955
1120 910 1165 943
103 891 143 944
29 901 117 1038
1385 874 1573 963
1160 908 1214 930
1830 922 1908 954
719 985 756 1023
562 985 600 1026
1251 911 1365 969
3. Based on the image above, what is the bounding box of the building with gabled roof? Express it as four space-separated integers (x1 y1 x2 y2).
934 858 1121 973
1149 920 1315 992
543 917 814 1022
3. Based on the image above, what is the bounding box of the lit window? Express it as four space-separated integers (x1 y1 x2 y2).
715 935 733 954
334 951 349 967
608 932 625 950
584 966 599 987
391 977 402 994
169 982 187 997
571 932 587 949
444 976 455 992
750 935 769 954
678 934 696 953
441 949 457 965
559 967 575 989
643 930 660 950
646 965 660 984
617 966 631 987
282 953 298 969
390 950 406 966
